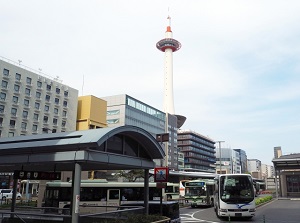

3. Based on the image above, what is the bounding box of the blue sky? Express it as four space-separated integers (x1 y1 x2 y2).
1 0 300 165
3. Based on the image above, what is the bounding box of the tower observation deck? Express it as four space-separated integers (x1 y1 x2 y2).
156 16 186 128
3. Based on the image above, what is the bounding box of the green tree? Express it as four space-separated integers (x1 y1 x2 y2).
115 170 145 182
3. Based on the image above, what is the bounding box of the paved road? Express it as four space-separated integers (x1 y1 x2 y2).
180 199 300 223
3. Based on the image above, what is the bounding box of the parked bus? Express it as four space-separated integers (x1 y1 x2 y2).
184 179 215 207
44 180 179 214
214 174 256 219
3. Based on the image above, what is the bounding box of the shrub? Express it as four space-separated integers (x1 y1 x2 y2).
255 195 273 206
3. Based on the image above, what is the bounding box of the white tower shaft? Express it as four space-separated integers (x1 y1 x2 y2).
156 16 181 115
164 47 175 114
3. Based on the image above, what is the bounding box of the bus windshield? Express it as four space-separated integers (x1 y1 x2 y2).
185 187 206 196
220 175 254 203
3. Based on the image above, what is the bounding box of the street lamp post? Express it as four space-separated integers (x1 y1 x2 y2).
216 141 225 174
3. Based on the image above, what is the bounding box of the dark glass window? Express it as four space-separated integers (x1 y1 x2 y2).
3 69 9 76
37 81 42 88
0 92 6 100
15 73 21 80
1 80 8 88
26 77 32 84
45 95 50 101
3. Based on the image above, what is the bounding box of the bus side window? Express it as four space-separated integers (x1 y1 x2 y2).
108 189 120 200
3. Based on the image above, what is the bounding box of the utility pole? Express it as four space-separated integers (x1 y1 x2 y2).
216 141 225 174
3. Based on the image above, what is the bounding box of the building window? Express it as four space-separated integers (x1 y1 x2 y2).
13 96 19 103
26 77 32 85
56 88 60 94
52 129 57 133
62 120 66 127
35 102 40 109
25 88 31 96
32 124 38 131
24 99 29 106
36 91 41 99
0 92 6 100
43 116 48 123
37 81 42 88
10 119 16 127
22 110 28 118
1 80 8 88
14 84 20 92
11 108 17 116
54 108 58 114
44 105 49 112
64 91 68 97
33 113 39 121
46 84 51 91
8 132 14 137
53 118 58 125
62 110 67 117
107 119 120 124
45 94 50 101
55 98 59 104
0 105 4 113
21 122 27 130
3 69 9 76
63 101 68 107
107 110 120 116
42 128 49 133
15 73 21 80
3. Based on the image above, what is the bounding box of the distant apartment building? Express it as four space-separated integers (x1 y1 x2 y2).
216 148 241 174
261 163 275 179
274 146 282 159
233 149 248 173
248 159 262 179
101 94 181 170
177 130 215 173
0 58 78 137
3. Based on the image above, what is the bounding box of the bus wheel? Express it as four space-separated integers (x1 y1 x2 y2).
216 205 221 218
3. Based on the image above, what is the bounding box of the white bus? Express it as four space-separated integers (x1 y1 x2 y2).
184 179 215 207
44 180 179 214
214 174 256 219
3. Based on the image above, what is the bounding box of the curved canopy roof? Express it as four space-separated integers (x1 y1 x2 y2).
0 126 165 172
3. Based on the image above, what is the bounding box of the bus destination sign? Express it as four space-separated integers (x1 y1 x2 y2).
13 170 61 180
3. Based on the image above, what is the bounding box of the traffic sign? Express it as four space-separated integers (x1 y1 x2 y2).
154 167 169 182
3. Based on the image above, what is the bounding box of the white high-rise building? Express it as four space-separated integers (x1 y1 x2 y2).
0 58 78 138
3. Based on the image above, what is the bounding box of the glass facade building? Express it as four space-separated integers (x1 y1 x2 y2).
177 130 216 173
102 94 181 170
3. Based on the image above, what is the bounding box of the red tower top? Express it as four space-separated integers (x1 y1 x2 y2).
156 16 181 52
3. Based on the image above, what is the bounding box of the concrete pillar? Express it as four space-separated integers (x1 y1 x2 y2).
71 163 81 223
144 169 149 215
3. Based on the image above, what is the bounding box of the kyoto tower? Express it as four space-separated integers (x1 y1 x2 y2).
156 16 186 128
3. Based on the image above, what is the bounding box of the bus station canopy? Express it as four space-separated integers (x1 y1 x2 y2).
0 126 165 172
272 153 300 170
